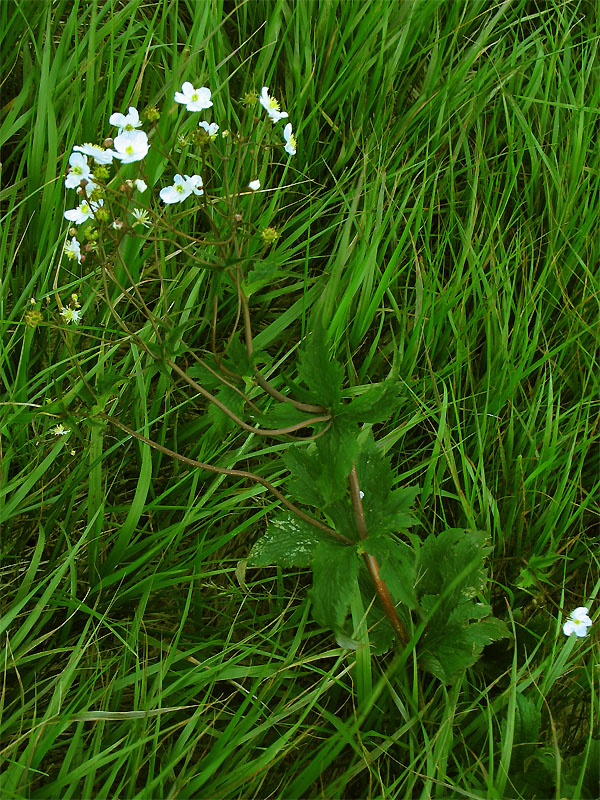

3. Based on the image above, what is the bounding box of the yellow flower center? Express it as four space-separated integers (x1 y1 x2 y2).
268 98 280 111
125 145 134 155
191 93 199 101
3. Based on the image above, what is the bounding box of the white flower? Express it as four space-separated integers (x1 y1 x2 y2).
159 174 203 204
60 307 82 324
51 424 70 436
110 130 149 163
198 120 219 138
131 208 151 227
283 123 297 155
359 490 364 499
174 82 213 112
563 607 593 637
64 198 103 224
125 179 148 193
64 237 82 263
185 174 204 195
65 152 94 189
109 106 142 134
259 87 289 124
248 179 260 191
73 143 113 164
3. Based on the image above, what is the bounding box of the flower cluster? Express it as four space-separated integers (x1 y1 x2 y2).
63 105 151 276
259 87 296 155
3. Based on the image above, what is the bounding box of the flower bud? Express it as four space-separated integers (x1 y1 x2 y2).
260 226 280 246
145 106 160 122
25 310 44 329
103 137 114 148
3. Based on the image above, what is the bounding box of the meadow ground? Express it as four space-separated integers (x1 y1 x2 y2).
1 1 599 797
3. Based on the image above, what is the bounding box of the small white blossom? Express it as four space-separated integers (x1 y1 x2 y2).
73 143 113 164
259 87 289 124
109 106 142 134
64 198 103 224
198 120 219 138
51 424 70 436
174 82 212 112
563 606 593 637
248 179 260 191
131 208 151 227
110 130 149 163
359 490 364 499
64 237 82 263
133 178 147 192
60 306 82 324
65 152 94 189
186 174 204 195
283 123 297 155
159 174 203 204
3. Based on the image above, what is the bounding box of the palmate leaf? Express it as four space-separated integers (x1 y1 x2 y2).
208 384 247 437
309 540 359 630
342 376 402 425
247 512 330 568
419 614 509 684
283 445 325 508
355 432 419 535
363 535 418 609
244 260 281 298
253 400 322 433
418 528 491 605
296 319 344 409
315 423 359 505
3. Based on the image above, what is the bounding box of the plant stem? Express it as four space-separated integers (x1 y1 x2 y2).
101 412 353 545
349 464 409 645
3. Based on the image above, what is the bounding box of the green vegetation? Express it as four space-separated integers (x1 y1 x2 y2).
1 0 598 797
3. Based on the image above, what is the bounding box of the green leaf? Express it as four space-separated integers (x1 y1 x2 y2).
323 499 356 541
248 513 329 568
243 260 281 297
418 528 491 604
315 423 359 505
297 319 344 409
208 384 247 437
253 401 322 433
354 433 419 535
283 445 326 508
343 376 402 424
364 535 418 609
310 541 359 630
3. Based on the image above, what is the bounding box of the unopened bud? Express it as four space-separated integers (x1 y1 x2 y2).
260 226 280 246
145 106 160 122
234 213 243 222
103 137 114 148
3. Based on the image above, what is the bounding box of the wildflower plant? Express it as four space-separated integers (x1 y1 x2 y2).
58 80 508 684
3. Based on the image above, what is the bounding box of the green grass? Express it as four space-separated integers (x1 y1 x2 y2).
1 0 599 797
